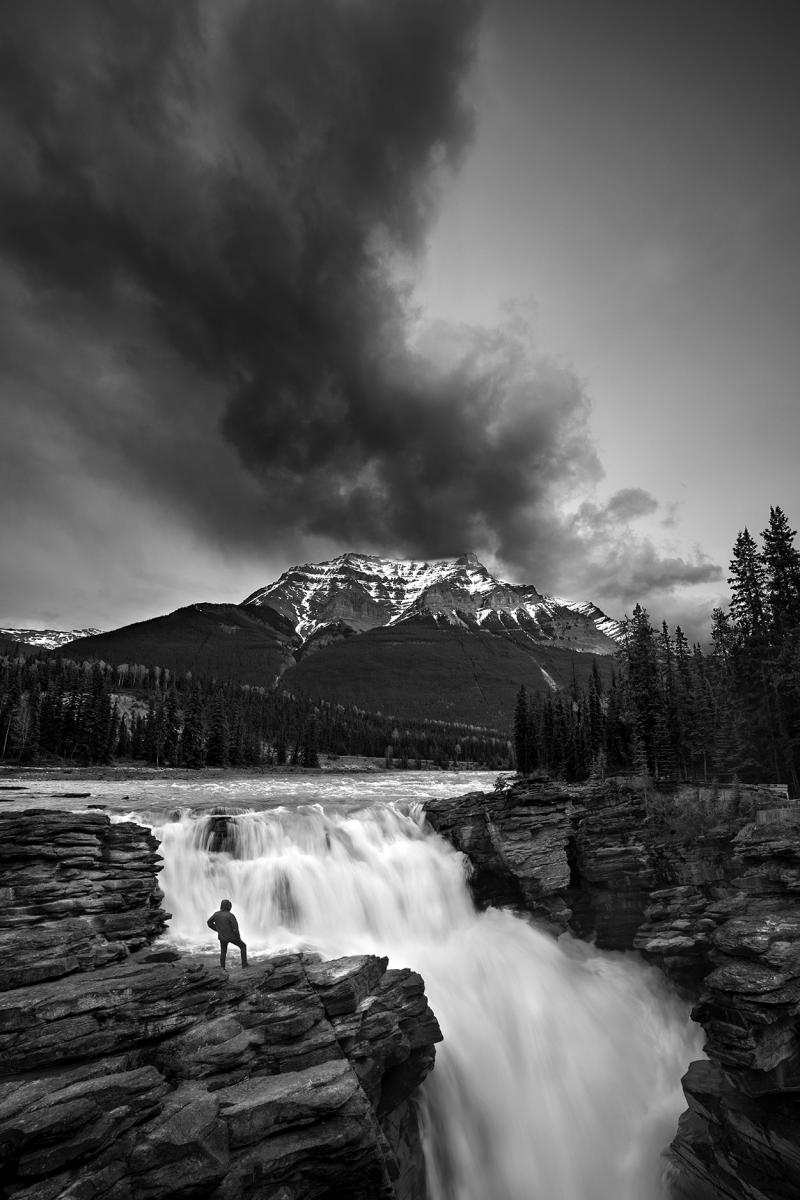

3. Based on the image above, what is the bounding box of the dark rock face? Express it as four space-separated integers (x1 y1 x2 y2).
0 812 441 1200
426 777 800 1200
0 810 169 991
669 812 800 1200
425 778 658 943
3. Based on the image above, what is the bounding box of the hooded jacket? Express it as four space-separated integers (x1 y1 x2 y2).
207 909 240 941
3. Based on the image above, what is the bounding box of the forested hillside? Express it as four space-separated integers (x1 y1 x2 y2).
0 654 509 770
514 506 800 796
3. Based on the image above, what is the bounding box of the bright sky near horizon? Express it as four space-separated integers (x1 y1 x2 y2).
1 1 798 640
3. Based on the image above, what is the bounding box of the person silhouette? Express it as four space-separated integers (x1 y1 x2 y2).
206 898 248 969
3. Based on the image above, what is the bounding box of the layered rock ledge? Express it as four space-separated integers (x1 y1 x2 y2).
425 777 800 1200
0 812 441 1200
0 810 168 992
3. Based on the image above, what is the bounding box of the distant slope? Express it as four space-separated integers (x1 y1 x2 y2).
63 603 298 686
284 618 614 726
0 634 39 658
0 627 103 650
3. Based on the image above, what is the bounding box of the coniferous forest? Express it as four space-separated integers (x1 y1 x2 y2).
0 654 509 771
514 506 800 796
3 507 799 791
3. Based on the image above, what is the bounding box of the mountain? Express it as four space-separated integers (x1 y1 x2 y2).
247 554 623 657
244 552 623 724
63 604 297 687
245 552 623 651
45 554 623 728
0 627 103 650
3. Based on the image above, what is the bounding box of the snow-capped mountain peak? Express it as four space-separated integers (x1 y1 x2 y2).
243 552 622 653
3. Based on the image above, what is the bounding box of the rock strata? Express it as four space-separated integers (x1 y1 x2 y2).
0 810 168 991
0 812 442 1200
425 776 800 1200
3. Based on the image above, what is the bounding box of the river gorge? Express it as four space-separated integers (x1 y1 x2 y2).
2 771 798 1199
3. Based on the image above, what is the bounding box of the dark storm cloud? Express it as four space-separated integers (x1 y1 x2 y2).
0 0 599 567
0 0 721 610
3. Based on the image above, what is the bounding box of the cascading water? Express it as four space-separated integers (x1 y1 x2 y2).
154 800 702 1200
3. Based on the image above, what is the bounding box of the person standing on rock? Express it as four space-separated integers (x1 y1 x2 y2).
207 899 248 969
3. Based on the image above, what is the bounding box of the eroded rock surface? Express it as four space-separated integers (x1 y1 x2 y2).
426 777 800 1200
0 812 441 1200
0 810 168 991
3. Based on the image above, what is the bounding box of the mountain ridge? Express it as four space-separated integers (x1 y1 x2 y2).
244 551 623 654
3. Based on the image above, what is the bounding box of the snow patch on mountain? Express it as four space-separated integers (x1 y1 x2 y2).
539 666 559 691
0 627 104 650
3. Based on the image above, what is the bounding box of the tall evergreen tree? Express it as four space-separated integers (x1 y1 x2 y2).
728 528 767 640
301 712 320 768
761 506 800 637
206 697 230 768
513 685 533 775
181 687 206 768
624 604 660 773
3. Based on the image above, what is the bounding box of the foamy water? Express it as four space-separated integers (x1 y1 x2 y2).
142 785 701 1200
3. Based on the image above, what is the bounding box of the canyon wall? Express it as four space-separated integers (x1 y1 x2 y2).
425 776 800 1200
0 810 441 1200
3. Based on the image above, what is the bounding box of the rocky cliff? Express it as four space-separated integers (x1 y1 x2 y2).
425 777 800 1200
0 811 441 1200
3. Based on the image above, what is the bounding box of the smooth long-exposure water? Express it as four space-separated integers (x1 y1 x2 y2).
5 771 702 1199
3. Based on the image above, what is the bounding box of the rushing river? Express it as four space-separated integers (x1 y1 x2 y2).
7 771 702 1199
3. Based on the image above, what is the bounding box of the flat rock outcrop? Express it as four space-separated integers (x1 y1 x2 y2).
426 776 800 1200
0 812 442 1200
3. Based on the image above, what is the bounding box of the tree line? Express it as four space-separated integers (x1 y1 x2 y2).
0 653 511 770
514 505 800 797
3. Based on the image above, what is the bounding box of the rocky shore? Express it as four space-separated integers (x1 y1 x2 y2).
0 811 441 1200
425 776 800 1200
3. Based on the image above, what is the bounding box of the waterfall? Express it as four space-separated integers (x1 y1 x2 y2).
155 801 702 1200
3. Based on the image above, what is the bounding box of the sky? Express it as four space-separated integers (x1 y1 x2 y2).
1 0 798 640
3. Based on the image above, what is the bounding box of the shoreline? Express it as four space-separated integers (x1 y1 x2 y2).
0 758 486 784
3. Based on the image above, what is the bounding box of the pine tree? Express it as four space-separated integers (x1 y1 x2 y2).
162 688 181 766
582 662 604 777
761 506 800 638
513 685 531 775
144 698 166 766
181 688 206 768
87 665 113 763
728 528 767 640
624 604 660 772
302 713 320 768
205 697 230 768
116 713 131 758
604 671 630 772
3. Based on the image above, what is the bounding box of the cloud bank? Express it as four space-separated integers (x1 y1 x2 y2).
0 0 721 624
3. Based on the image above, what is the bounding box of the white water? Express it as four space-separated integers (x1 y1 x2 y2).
145 786 702 1200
